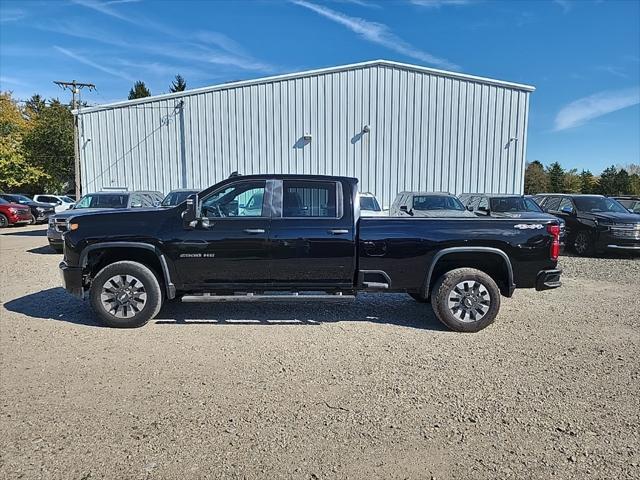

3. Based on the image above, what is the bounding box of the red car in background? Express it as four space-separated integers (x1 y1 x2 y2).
0 197 32 227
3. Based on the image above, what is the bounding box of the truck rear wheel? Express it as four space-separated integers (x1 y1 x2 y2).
430 268 500 333
89 261 162 328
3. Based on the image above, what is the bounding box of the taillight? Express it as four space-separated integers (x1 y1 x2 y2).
547 224 560 261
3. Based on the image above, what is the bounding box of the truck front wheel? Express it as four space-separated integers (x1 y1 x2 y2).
89 261 163 328
430 268 500 333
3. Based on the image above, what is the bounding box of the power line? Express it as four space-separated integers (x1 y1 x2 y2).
54 80 96 199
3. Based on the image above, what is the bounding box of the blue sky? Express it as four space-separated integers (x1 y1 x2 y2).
1 0 639 174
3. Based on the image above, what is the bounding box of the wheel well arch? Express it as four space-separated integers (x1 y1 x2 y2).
82 243 175 299
423 247 514 297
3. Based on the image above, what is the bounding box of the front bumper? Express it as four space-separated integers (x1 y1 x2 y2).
535 269 562 291
596 226 640 252
59 261 84 298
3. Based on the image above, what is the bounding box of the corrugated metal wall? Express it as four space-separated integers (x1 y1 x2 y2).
78 61 532 208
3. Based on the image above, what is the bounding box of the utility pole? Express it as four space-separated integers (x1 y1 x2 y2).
54 80 95 199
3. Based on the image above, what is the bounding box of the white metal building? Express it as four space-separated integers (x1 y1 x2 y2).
76 60 534 208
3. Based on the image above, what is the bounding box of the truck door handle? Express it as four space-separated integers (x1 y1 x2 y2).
328 229 349 235
244 228 265 234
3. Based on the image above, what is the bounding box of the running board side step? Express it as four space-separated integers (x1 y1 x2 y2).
182 293 356 303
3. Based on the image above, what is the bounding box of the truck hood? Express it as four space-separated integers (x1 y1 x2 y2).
53 207 130 220
588 211 640 223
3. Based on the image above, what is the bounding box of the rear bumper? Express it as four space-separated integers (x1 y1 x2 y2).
535 269 562 291
59 261 84 298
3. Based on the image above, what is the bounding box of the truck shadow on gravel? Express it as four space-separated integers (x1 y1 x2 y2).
0 227 47 237
4 289 446 331
27 246 59 255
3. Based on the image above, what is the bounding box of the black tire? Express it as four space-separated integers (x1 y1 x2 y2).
29 214 36 225
408 292 429 303
0 214 8 228
573 230 594 256
89 261 162 328
430 268 501 333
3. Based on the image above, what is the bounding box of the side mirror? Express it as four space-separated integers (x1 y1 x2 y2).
399 205 413 216
466 205 473 211
560 206 574 215
182 194 198 228
478 206 490 215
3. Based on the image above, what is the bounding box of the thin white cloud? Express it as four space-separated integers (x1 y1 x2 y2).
0 7 26 22
293 0 459 70
553 0 572 13
54 46 135 81
70 0 131 22
554 87 640 131
410 0 473 7
331 0 381 8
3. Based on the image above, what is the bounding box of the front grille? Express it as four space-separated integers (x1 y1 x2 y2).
54 218 68 233
611 223 640 240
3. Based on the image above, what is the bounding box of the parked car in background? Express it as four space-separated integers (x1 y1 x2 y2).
612 196 640 214
536 194 640 255
391 192 475 217
359 192 387 217
461 194 567 245
160 189 199 207
0 193 55 224
33 194 76 213
0 197 32 227
48 190 164 252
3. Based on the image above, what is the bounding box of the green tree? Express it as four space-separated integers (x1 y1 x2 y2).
21 99 74 192
128 81 151 100
563 168 582 193
170 74 187 93
0 92 49 192
523 160 548 194
579 169 597 194
597 165 618 195
24 94 46 121
629 174 640 195
614 168 631 195
546 162 565 193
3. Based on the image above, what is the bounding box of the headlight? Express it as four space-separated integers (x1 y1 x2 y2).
66 220 79 231
49 217 56 226
8 207 17 214
36 207 45 212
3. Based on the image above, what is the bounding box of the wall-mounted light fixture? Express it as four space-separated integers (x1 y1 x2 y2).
303 133 312 142
362 125 371 134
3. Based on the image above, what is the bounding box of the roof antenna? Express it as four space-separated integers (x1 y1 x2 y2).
229 171 240 178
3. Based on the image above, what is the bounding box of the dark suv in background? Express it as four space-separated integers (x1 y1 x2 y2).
535 194 640 255
612 196 640 214
48 190 163 252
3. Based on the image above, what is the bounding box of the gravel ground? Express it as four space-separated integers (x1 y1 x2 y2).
1 225 639 480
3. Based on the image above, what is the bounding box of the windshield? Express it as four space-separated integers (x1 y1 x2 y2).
74 193 128 209
616 199 640 213
574 196 628 214
161 191 197 206
60 196 75 203
4 194 30 204
0 198 8 205
360 195 381 212
412 195 465 211
490 197 542 213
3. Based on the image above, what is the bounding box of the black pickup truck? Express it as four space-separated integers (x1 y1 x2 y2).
59 175 562 332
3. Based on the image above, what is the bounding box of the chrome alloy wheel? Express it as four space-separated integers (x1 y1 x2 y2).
447 280 491 323
100 274 147 318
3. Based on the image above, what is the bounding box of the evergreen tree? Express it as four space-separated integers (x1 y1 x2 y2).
523 160 548 194
629 174 640 195
598 165 618 195
579 170 596 194
170 74 187 93
563 169 582 193
614 168 631 195
546 162 565 193
128 81 151 100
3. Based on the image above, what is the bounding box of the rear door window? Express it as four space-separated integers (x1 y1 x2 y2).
282 180 340 218
544 197 562 212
